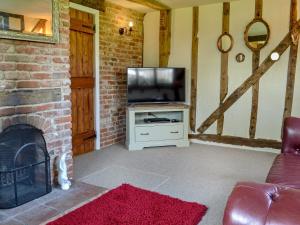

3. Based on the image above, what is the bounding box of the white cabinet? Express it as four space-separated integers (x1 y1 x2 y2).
126 104 190 151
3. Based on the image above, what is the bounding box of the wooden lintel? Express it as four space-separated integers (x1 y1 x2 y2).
217 2 230 135
189 133 281 149
197 22 298 134
159 10 171 67
126 0 170 10
70 0 105 12
283 0 298 121
190 7 199 132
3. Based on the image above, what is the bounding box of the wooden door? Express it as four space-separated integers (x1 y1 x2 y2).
70 8 95 156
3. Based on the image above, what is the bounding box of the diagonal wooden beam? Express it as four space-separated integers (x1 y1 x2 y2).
283 0 298 121
126 0 170 10
190 7 199 132
31 19 47 33
197 21 300 133
217 2 230 135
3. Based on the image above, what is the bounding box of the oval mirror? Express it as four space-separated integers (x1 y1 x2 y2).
244 19 270 51
217 33 233 53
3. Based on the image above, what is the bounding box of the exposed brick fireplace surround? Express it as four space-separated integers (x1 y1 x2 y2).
0 0 143 180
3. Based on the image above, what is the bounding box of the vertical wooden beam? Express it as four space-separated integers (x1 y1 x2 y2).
249 0 263 139
283 0 298 121
249 52 260 138
159 10 171 67
217 2 230 135
190 7 199 132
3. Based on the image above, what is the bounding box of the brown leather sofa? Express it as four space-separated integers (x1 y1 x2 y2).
223 117 300 225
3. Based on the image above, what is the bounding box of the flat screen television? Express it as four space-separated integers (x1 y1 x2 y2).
127 67 186 103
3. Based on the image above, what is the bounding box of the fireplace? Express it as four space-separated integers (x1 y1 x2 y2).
0 124 52 209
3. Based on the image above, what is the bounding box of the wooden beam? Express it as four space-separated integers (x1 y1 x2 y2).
197 23 299 134
190 7 199 132
255 0 263 18
283 0 298 121
70 0 105 12
126 0 170 10
189 133 281 149
248 35 268 42
249 0 263 139
31 19 47 33
159 10 171 67
217 2 230 135
249 52 260 138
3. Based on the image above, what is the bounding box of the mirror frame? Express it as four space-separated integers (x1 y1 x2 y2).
217 32 234 53
0 0 59 43
244 18 270 52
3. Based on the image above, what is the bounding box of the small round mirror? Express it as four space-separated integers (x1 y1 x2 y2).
217 33 233 53
244 19 270 51
236 53 245 63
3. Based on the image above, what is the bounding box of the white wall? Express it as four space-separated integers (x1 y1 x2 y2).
143 11 160 67
168 8 193 104
143 0 300 141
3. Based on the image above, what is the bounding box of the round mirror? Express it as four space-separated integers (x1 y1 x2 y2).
244 19 270 51
217 33 233 53
236 53 245 63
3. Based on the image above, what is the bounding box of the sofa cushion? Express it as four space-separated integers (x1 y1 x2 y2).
266 187 300 225
266 154 300 189
223 182 300 225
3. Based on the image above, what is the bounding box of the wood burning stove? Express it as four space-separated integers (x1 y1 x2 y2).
0 124 51 209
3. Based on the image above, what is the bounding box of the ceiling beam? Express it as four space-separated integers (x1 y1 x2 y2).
70 0 105 12
126 0 170 10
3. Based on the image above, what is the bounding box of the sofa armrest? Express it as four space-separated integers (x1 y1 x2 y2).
223 182 278 225
282 117 300 154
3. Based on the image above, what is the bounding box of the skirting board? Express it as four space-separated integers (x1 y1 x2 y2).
190 139 280 154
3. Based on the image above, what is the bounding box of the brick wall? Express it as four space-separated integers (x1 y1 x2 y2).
0 0 72 179
0 0 144 181
99 2 144 148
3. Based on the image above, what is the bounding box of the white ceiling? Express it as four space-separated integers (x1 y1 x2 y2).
106 0 240 13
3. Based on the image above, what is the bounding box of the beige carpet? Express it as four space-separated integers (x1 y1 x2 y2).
74 143 277 225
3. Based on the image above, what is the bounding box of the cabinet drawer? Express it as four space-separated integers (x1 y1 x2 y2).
135 124 184 142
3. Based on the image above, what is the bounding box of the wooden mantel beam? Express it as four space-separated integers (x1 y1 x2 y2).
126 0 170 10
197 19 300 134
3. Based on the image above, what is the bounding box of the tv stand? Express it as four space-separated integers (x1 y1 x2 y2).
126 104 190 151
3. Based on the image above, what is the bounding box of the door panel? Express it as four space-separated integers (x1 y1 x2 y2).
70 8 95 156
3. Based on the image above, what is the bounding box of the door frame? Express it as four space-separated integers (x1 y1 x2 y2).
69 2 101 150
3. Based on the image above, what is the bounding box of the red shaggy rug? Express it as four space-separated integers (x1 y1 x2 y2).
47 184 208 225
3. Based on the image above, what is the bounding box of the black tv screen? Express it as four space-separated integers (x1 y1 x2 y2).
127 67 186 103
